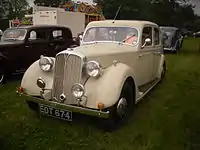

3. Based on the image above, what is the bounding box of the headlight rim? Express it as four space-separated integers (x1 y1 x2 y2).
36 77 46 89
71 83 85 98
39 55 54 72
85 60 102 78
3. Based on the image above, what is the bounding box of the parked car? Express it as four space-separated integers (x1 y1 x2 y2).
180 28 193 37
160 26 183 53
193 31 200 37
17 20 166 131
0 25 77 84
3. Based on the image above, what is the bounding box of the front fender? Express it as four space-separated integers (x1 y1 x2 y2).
84 63 139 109
21 58 55 96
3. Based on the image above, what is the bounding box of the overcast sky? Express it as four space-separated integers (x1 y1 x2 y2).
28 0 200 15
190 0 200 15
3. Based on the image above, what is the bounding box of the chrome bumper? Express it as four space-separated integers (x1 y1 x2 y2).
19 93 110 119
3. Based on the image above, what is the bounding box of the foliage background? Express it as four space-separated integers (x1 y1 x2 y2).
0 0 200 31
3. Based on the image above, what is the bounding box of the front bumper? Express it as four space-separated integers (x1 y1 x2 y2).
19 93 110 119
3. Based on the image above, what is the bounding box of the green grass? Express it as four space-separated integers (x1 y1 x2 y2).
1 37 200 150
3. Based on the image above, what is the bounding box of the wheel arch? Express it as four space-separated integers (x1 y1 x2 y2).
156 54 165 78
21 58 55 96
84 63 139 109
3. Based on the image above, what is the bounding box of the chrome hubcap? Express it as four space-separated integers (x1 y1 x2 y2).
117 97 128 117
0 73 4 84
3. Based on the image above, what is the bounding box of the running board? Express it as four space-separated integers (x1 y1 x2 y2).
136 78 160 103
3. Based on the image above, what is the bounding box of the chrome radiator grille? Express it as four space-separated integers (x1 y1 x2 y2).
52 53 83 104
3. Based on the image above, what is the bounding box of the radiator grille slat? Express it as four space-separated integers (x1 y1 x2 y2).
52 54 65 99
52 53 82 104
63 55 82 103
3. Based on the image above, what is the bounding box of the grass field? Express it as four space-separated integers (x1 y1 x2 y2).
1 38 200 150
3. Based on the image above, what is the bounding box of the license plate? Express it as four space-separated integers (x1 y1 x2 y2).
39 104 72 121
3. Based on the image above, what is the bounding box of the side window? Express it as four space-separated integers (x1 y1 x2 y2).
142 27 152 46
28 29 47 40
52 30 63 39
154 28 160 45
29 30 37 40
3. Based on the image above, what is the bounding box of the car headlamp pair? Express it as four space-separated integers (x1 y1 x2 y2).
39 55 54 72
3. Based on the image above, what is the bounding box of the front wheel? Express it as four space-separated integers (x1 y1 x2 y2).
100 81 135 131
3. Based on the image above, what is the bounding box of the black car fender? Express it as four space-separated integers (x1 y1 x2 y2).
0 52 8 59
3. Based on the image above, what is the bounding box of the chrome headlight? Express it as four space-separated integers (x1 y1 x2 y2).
85 61 102 78
39 55 54 72
71 84 85 98
36 77 46 89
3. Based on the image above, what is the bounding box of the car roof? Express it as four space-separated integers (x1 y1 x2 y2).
86 20 159 29
9 24 70 30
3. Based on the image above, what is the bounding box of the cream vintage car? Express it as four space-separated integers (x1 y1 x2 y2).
17 20 166 130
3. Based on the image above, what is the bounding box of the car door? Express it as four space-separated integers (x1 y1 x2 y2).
152 27 162 79
136 26 154 86
48 28 74 56
25 28 50 67
48 28 65 56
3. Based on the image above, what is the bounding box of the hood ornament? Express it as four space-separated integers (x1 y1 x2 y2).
113 60 119 66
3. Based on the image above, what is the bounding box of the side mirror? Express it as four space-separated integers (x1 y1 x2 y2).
0 30 3 36
79 34 83 40
141 38 151 48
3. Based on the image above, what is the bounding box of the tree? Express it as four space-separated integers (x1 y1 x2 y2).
0 0 10 19
94 0 150 20
27 7 33 15
8 0 29 19
0 0 29 19
95 0 197 29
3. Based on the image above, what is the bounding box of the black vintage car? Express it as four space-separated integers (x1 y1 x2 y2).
0 25 78 84
160 26 184 53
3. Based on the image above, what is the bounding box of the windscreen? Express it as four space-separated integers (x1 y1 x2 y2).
1 28 27 41
83 27 138 45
